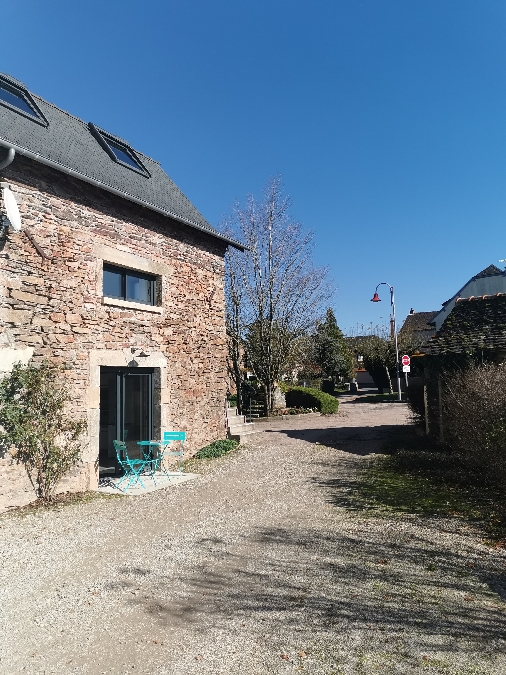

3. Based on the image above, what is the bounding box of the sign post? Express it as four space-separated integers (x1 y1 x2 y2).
402 355 411 389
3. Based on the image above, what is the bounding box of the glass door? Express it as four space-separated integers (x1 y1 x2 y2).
99 368 154 475
123 371 153 460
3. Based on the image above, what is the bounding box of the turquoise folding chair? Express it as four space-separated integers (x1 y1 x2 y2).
113 440 154 492
160 431 187 475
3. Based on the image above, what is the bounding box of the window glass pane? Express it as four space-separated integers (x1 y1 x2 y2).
103 267 123 298
107 140 142 170
0 85 38 118
126 273 153 305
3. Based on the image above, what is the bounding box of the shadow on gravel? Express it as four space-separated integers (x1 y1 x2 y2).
263 424 412 456
119 418 505 662
126 523 506 656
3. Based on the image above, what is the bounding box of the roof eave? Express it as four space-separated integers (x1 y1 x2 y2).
0 138 246 251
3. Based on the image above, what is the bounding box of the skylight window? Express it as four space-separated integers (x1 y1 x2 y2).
107 139 143 170
0 75 47 126
0 85 36 117
88 123 150 177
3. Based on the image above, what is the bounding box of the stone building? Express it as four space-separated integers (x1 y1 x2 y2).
0 72 243 510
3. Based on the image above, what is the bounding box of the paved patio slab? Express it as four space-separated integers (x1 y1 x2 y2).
95 472 199 496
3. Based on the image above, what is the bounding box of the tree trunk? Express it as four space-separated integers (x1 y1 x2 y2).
385 366 393 394
234 370 243 415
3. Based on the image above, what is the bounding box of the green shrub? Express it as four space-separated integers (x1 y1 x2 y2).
194 439 238 459
285 386 339 414
0 361 87 503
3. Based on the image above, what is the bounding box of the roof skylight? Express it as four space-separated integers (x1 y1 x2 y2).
0 75 47 126
88 123 150 177
107 139 143 170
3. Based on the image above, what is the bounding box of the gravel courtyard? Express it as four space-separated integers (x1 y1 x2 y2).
1 400 506 674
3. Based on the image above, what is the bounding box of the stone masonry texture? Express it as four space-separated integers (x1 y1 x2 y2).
0 155 229 510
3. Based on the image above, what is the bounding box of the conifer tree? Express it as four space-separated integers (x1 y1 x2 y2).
313 309 353 383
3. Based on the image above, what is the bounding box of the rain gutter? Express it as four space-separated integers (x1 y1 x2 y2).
0 138 245 251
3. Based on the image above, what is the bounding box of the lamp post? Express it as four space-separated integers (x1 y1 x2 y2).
371 282 402 402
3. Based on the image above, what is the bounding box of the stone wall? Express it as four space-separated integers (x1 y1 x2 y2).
0 155 229 511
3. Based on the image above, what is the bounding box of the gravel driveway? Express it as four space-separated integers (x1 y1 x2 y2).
1 400 505 674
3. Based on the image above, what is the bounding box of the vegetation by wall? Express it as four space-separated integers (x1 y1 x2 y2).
442 362 506 486
285 386 339 414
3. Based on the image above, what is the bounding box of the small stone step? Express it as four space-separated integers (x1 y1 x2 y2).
226 405 258 442
228 427 260 443
226 407 246 422
228 422 255 433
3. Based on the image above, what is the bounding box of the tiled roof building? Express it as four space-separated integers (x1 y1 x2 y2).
400 310 438 344
431 265 506 331
423 294 506 356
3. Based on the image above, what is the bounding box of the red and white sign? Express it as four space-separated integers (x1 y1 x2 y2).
401 355 411 366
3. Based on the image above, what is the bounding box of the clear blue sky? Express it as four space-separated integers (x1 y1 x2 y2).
3 1 506 334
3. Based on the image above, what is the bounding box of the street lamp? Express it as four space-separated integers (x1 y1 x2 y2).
370 282 402 402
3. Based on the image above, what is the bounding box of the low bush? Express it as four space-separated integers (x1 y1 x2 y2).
194 439 238 459
443 363 506 486
285 386 339 414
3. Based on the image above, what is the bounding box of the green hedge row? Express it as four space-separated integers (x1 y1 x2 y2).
194 439 238 459
285 386 339 414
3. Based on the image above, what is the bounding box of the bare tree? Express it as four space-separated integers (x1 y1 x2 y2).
224 242 245 413
223 177 333 412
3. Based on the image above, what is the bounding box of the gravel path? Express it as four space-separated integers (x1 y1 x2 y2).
1 400 506 674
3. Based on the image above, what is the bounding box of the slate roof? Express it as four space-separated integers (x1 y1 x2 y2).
473 264 503 279
422 294 506 355
400 311 438 335
439 265 506 307
0 72 243 250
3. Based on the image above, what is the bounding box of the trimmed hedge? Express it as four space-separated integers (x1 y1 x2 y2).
285 386 339 414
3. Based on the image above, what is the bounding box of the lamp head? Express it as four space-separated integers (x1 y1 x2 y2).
371 292 381 302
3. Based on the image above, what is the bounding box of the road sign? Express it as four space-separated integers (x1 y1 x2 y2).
401 355 410 366
403 365 411 373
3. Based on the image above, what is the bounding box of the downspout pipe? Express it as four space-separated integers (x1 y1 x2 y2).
0 147 15 171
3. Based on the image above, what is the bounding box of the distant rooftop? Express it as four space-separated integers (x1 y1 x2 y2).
440 264 506 307
400 310 438 334
423 294 506 355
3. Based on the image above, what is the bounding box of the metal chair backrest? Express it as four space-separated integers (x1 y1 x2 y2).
161 431 186 473
163 431 186 445
113 439 128 465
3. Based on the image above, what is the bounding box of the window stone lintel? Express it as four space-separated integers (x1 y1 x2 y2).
94 243 170 277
